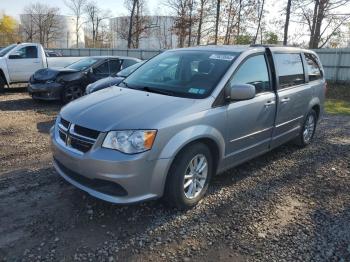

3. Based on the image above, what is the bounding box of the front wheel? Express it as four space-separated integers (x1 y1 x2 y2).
62 85 84 104
295 109 317 147
164 143 213 209
0 76 5 93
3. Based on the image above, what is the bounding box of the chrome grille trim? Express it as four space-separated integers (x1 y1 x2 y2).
57 118 99 153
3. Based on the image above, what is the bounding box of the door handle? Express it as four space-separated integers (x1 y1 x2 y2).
33 61 40 64
280 97 290 103
264 101 275 107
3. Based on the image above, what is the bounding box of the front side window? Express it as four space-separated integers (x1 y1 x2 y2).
275 53 305 88
123 50 239 98
11 46 38 59
305 53 322 81
228 54 271 94
66 58 98 71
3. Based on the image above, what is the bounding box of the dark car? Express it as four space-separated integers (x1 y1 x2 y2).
28 56 141 103
85 61 145 94
45 50 62 57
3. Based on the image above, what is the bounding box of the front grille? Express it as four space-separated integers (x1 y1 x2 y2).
74 125 99 139
60 118 70 129
58 118 100 153
54 158 128 197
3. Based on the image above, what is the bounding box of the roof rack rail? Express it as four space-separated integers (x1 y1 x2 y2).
249 44 280 47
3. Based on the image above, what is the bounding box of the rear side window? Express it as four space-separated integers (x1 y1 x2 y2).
94 61 110 74
122 59 137 68
275 53 304 88
304 53 322 81
108 60 121 74
229 54 271 94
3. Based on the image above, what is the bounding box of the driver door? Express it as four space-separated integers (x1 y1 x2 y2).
6 45 42 82
223 54 276 167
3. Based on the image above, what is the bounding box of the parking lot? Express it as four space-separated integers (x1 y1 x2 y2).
0 90 349 261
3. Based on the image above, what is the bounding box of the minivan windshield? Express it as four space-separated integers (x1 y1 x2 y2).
122 50 239 98
66 58 99 71
0 44 17 57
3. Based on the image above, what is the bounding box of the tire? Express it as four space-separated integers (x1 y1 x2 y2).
164 143 213 209
294 109 317 147
61 85 84 104
0 76 5 94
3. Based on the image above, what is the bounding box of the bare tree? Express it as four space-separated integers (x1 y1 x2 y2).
125 0 138 48
85 1 110 47
196 0 210 45
252 0 265 44
22 3 61 48
164 0 191 47
214 0 221 44
64 0 87 47
295 0 350 48
283 0 292 45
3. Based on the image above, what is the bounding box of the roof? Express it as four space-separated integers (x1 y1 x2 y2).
167 44 307 53
84 56 141 61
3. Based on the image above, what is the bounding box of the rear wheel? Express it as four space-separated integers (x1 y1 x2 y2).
295 109 317 147
164 143 213 209
62 85 84 103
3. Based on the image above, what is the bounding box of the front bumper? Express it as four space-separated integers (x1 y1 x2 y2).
50 126 172 204
28 82 63 100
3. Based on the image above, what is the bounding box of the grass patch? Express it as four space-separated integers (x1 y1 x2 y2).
325 99 350 115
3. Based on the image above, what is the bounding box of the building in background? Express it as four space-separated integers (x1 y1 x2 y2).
20 14 85 48
110 16 178 49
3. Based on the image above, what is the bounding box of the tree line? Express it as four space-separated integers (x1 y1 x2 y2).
0 0 349 49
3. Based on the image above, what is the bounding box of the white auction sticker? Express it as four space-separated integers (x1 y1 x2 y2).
209 54 235 61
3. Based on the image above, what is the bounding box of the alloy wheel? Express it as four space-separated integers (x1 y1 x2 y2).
183 154 208 199
303 114 315 143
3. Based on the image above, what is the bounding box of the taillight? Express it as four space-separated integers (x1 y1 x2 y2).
324 81 327 96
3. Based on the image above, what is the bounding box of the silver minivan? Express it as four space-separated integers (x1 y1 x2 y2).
51 45 326 209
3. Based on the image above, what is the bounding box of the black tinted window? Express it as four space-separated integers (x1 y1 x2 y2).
229 54 271 93
109 60 121 74
94 62 110 74
13 46 38 59
275 53 304 88
305 53 322 81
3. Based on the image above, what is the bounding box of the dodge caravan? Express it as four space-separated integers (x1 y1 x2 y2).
50 45 325 209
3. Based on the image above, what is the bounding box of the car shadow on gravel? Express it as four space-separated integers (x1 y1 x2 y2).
37 120 55 134
0 97 60 114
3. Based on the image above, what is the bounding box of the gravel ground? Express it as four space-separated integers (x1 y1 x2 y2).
0 92 349 262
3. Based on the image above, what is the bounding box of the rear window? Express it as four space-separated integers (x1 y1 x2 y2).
304 53 322 81
275 53 305 88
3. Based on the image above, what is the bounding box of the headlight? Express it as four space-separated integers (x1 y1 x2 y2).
102 130 157 154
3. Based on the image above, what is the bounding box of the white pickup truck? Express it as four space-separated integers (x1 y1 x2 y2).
0 43 82 91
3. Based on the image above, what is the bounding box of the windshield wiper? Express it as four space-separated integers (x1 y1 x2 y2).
140 86 175 96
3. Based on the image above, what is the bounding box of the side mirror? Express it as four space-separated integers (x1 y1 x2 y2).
229 83 256 100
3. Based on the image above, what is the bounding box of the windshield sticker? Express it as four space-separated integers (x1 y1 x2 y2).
209 54 235 61
189 88 206 94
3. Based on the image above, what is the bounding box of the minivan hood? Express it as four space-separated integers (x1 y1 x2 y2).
60 87 210 131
